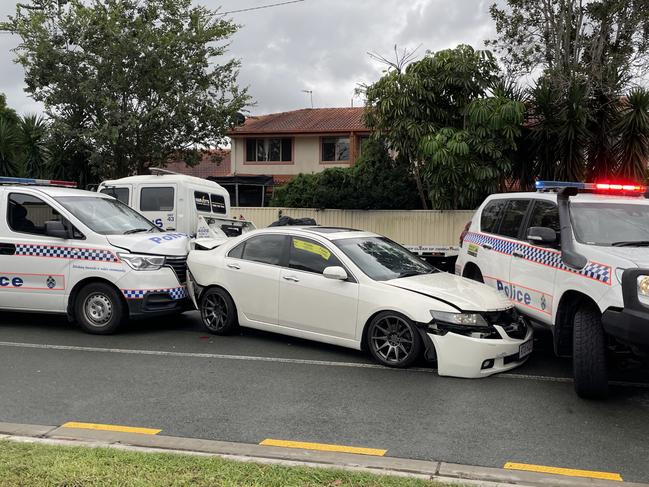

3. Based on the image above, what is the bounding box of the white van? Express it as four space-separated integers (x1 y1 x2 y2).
98 170 253 239
0 177 190 334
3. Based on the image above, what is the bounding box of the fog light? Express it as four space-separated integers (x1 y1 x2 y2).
481 359 494 370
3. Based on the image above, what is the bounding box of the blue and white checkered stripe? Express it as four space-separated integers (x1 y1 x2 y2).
465 232 611 285
16 243 118 262
122 286 188 300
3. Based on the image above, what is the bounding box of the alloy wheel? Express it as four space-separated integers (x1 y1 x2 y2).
202 293 229 332
370 315 415 364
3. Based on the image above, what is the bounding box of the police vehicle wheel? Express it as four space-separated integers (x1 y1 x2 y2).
200 287 238 335
366 311 422 368
573 302 609 399
75 283 125 335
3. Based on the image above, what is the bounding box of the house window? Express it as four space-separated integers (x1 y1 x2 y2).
358 135 370 156
246 138 292 162
322 137 350 162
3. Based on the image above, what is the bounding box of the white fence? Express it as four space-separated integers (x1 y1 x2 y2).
232 207 475 247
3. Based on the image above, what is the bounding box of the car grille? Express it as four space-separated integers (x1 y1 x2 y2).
483 308 528 340
165 256 187 284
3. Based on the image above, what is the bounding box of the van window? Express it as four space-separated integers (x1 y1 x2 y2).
100 187 129 205
480 200 507 234
194 191 211 212
210 194 226 214
498 200 530 239
140 187 174 212
7 193 61 236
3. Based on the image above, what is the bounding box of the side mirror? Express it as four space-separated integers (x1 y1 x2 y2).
527 226 557 244
323 266 348 281
45 220 70 239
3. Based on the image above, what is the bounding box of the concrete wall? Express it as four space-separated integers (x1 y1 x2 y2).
231 207 475 247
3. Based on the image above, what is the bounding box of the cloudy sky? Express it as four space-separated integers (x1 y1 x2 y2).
0 0 497 116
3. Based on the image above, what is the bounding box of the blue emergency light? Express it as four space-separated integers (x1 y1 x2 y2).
535 180 646 195
0 176 77 188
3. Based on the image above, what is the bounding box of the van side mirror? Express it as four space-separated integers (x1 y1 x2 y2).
527 226 557 244
323 266 348 281
45 220 70 239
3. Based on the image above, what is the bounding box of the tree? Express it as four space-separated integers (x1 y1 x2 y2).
19 115 50 178
6 0 250 180
363 45 523 210
0 118 19 176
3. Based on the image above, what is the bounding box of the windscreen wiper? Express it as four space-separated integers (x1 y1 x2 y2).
123 228 150 235
397 270 429 278
611 240 649 247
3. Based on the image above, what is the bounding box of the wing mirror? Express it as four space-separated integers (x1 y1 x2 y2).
527 226 557 244
323 266 348 281
45 220 70 239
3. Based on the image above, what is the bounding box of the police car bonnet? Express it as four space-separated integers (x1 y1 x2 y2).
106 232 189 256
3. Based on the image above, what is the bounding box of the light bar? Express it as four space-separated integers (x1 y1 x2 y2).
536 180 646 195
0 176 77 188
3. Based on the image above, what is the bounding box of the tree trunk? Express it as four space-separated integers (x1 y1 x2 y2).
411 158 429 209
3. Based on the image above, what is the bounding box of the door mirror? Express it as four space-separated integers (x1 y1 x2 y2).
45 220 70 239
323 266 348 281
527 226 557 244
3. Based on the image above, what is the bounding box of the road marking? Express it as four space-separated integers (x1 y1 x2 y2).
61 421 161 435
504 462 623 481
0 341 647 389
260 438 386 456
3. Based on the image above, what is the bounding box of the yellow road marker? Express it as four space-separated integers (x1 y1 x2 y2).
504 462 623 481
61 422 161 435
260 439 386 456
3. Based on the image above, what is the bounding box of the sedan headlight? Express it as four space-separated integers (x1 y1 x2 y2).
430 310 489 327
118 253 166 271
637 276 649 305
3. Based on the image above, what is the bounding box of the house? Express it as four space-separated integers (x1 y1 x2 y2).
164 149 231 179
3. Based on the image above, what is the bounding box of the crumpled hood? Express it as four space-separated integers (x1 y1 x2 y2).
385 272 511 312
107 232 189 257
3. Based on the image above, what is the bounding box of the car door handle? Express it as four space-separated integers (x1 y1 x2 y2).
512 251 524 258
482 244 493 250
283 275 300 282
0 243 16 256
227 263 240 270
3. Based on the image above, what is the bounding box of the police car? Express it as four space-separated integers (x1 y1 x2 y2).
456 181 649 398
0 177 190 334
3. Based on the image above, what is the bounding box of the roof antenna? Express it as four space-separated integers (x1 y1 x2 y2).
301 90 313 108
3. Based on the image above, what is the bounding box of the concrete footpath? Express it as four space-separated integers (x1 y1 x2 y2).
0 421 645 487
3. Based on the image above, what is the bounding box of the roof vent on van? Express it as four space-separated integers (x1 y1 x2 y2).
149 167 180 176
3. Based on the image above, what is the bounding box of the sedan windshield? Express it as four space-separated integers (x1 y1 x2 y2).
55 196 159 235
334 236 436 281
572 202 649 246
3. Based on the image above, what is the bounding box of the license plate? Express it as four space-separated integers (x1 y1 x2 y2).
519 340 533 359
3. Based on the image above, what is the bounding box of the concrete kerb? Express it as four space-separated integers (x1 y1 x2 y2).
0 422 646 487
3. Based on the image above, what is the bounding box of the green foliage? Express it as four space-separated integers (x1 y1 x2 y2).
7 0 250 179
18 115 50 178
0 118 19 176
271 139 419 210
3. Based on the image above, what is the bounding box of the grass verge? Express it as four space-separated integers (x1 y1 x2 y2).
0 440 456 486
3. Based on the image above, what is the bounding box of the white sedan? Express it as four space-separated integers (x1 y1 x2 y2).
187 227 533 378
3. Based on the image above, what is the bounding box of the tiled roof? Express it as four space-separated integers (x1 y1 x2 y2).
229 108 370 135
165 150 231 178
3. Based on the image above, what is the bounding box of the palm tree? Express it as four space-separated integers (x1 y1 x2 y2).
0 118 19 176
19 114 50 178
615 88 649 182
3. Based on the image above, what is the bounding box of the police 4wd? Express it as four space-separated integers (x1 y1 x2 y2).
0 177 190 334
456 181 649 398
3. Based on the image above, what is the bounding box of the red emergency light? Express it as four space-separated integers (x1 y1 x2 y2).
593 182 646 194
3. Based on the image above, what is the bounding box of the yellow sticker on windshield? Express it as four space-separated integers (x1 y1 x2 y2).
293 239 331 260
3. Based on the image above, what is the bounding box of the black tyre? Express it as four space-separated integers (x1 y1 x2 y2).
464 265 484 283
74 282 126 335
573 302 609 399
366 311 422 368
200 287 238 335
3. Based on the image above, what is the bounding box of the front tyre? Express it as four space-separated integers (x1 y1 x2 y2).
367 312 422 368
200 287 238 335
573 302 609 399
75 283 126 335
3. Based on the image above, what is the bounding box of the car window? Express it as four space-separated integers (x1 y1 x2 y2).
480 199 506 234
228 241 244 259
240 235 287 265
527 200 560 235
211 194 226 214
498 200 530 239
7 193 62 236
289 237 343 274
100 187 129 205
140 187 174 211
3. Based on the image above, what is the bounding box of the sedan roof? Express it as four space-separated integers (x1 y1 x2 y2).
252 226 377 241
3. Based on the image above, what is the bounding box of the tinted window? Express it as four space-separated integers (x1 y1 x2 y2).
498 200 530 238
100 187 129 205
289 237 343 274
211 194 226 214
241 235 286 265
228 241 244 259
194 191 211 212
322 137 350 161
140 187 174 211
527 201 560 235
481 200 506 234
8 193 61 236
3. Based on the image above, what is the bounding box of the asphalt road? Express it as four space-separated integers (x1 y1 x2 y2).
1 311 648 482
